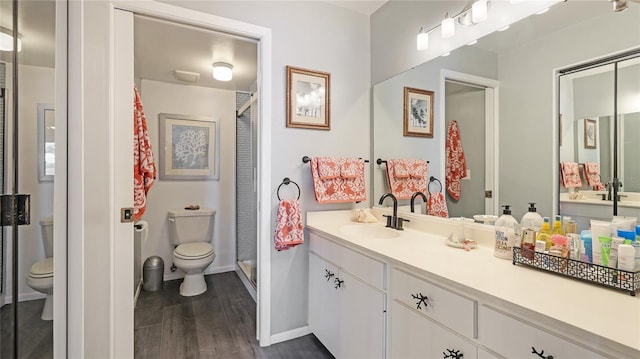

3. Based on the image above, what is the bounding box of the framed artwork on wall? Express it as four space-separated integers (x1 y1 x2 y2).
286 66 331 130
584 118 596 149
159 113 220 180
403 86 434 138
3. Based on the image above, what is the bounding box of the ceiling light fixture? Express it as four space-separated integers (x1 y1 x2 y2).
212 62 233 81
0 27 22 52
416 27 429 51
441 13 455 38
472 0 488 23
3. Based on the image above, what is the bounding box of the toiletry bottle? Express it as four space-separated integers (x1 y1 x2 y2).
551 215 565 236
520 202 543 232
581 230 593 263
494 205 519 260
521 228 537 260
536 217 552 251
563 216 577 234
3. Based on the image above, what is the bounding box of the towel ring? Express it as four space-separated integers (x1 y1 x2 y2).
277 177 301 200
428 176 442 195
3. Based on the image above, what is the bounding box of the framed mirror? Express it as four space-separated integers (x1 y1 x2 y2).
38 103 55 181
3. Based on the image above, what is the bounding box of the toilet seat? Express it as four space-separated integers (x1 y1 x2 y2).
174 242 214 260
28 258 54 279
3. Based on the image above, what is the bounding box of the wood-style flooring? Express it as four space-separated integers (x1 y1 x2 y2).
0 298 53 358
135 272 333 359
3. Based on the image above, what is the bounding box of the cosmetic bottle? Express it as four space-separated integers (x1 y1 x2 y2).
551 215 565 236
536 217 552 251
494 205 519 260
520 203 543 232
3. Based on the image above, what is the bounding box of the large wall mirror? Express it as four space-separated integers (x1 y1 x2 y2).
558 52 640 230
373 1 640 222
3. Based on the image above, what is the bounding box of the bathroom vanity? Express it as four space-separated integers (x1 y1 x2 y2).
306 210 640 359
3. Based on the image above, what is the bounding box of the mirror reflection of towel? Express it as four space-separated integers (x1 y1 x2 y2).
446 121 466 201
560 162 582 188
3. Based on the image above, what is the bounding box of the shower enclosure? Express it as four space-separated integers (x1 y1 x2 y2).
236 90 258 289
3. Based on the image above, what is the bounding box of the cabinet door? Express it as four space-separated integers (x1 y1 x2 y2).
479 306 602 358
390 301 478 359
338 270 386 359
308 252 339 356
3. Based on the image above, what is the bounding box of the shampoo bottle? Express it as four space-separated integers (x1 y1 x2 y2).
536 217 552 251
551 215 565 236
520 202 543 232
494 205 519 260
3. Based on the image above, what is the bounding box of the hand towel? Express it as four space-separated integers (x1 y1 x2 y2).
310 157 366 203
386 159 427 200
445 120 467 201
560 162 582 188
133 86 156 221
584 162 605 190
427 192 449 218
274 199 304 251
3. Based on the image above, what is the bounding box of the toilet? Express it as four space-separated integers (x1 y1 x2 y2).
26 216 54 320
168 207 216 296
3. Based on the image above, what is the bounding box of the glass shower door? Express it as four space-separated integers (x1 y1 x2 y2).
0 1 57 357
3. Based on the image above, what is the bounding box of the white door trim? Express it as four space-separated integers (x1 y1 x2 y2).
440 69 500 215
68 1 272 355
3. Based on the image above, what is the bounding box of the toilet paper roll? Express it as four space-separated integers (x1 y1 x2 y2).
135 220 149 242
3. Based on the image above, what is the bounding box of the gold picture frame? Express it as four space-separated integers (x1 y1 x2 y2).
403 86 434 138
286 66 331 130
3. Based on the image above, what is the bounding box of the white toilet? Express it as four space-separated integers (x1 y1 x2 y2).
26 216 54 320
168 207 216 296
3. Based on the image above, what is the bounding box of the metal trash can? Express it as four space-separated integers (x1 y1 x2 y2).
143 256 164 292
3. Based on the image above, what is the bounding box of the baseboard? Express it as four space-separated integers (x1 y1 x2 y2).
163 265 237 282
270 326 311 345
4 292 46 303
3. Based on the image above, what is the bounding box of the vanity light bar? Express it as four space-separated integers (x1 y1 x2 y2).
416 0 489 51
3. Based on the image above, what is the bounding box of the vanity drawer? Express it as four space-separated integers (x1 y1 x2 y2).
478 305 602 358
391 268 476 338
309 233 385 290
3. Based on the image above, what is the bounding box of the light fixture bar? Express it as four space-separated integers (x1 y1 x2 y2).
441 13 455 38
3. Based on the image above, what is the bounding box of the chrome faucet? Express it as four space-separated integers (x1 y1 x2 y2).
378 193 409 230
410 191 427 213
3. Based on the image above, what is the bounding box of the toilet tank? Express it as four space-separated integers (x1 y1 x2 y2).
167 208 216 245
39 216 54 258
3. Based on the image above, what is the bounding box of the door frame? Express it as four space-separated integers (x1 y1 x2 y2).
440 69 500 215
69 1 272 355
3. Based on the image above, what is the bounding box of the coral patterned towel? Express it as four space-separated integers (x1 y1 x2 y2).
584 162 605 191
274 199 304 251
133 86 156 221
560 162 582 188
386 159 428 200
427 192 449 218
445 121 467 201
310 157 366 203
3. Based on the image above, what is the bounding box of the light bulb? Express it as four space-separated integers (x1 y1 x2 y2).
212 62 233 81
441 14 455 39
417 29 429 51
472 0 488 23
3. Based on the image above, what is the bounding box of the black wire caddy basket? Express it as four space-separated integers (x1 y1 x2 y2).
512 247 640 296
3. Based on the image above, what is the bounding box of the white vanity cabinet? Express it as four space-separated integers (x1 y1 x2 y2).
308 233 386 358
478 305 603 358
389 268 478 359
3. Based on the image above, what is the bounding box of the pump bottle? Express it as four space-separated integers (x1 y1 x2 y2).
520 202 543 232
494 205 519 260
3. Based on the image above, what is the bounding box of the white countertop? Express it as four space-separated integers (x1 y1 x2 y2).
306 210 640 354
560 191 640 209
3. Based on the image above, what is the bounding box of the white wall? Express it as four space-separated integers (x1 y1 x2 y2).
498 6 640 220
3 64 54 302
160 0 372 335
138 79 237 278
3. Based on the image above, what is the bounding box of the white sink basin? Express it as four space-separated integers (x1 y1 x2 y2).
339 224 401 239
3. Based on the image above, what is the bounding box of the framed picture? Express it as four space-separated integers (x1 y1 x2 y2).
584 118 596 149
159 113 220 180
286 66 330 130
37 103 55 182
403 87 434 138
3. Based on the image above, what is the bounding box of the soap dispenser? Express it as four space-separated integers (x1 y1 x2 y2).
520 202 543 232
494 205 519 260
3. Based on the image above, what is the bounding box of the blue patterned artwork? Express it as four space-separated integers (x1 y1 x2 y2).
171 124 210 169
